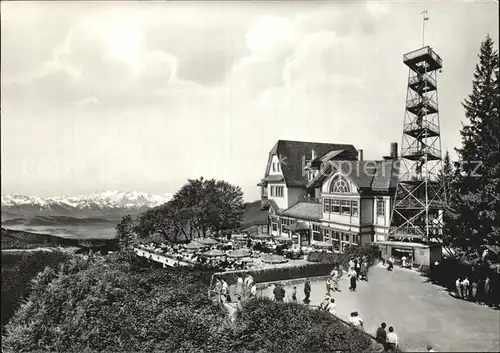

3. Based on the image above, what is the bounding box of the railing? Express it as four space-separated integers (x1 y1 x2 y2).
134 248 194 267
406 97 438 113
404 46 443 67
408 73 436 88
395 198 445 209
404 120 440 135
401 145 441 158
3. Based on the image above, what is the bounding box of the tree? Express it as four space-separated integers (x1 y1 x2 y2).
449 35 500 257
439 151 454 201
134 178 245 241
116 215 134 251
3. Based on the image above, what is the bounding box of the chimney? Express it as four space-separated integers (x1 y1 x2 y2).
358 149 364 161
311 149 316 160
390 142 398 159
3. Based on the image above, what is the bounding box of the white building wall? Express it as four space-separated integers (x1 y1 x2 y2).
267 183 288 209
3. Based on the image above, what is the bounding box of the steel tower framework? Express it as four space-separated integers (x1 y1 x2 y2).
389 46 446 241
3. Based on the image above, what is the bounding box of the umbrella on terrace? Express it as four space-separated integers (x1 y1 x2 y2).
227 249 251 258
232 234 248 240
252 233 272 239
203 249 225 257
313 241 333 249
184 241 205 250
262 254 289 264
197 237 219 246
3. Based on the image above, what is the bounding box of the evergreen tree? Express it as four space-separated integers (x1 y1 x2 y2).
439 150 454 202
439 150 458 255
116 215 134 251
450 35 500 257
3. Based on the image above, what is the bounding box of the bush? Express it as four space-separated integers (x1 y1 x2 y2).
1 250 71 332
3 253 385 353
307 251 346 264
2 255 226 353
227 298 374 353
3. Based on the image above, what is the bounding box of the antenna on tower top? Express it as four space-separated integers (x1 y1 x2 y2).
421 9 429 47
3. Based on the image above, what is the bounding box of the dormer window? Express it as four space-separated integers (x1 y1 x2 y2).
329 176 350 193
272 163 276 172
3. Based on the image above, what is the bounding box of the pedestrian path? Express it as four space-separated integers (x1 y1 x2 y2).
257 265 500 352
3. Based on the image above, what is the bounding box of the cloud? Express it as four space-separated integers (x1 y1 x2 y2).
3 13 204 108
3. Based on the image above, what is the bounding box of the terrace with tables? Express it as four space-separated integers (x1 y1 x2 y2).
135 233 339 271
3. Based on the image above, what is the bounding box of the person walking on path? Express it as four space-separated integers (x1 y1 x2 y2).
326 277 333 295
291 286 298 303
360 261 368 281
484 277 491 304
355 259 361 279
249 282 257 298
214 278 222 302
349 268 357 291
273 284 285 302
386 326 398 351
237 275 244 297
387 256 394 271
222 279 230 302
462 277 470 300
304 278 311 304
471 280 478 302
455 277 462 299
331 267 341 291
376 322 388 346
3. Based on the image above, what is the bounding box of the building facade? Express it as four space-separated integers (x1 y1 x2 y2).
259 140 399 252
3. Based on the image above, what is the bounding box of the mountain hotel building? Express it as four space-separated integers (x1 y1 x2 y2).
258 140 399 252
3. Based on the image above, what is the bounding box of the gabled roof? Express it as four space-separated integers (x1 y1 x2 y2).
281 202 322 221
263 140 358 187
308 159 399 192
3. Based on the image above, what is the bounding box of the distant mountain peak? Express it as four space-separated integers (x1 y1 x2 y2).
1 191 173 216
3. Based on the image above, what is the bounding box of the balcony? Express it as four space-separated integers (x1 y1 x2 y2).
403 46 443 73
408 73 437 93
399 174 441 185
401 145 441 161
403 120 440 138
394 198 445 209
406 97 438 116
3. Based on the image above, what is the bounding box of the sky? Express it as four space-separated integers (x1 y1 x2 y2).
1 1 498 201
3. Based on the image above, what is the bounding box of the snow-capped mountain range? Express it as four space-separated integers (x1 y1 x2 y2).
1 191 173 218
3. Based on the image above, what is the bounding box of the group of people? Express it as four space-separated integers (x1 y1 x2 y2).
214 274 258 303
455 275 492 303
376 322 401 352
347 257 369 291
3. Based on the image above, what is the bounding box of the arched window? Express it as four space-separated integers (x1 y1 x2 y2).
329 176 350 193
